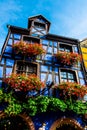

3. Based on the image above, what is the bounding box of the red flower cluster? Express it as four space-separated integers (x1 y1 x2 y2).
12 41 45 57
54 82 87 98
54 51 82 65
4 73 45 92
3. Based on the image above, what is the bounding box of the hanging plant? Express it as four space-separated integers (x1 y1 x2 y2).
54 82 87 100
54 51 82 66
12 41 45 57
4 73 45 92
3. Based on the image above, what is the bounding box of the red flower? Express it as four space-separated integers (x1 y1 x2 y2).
54 51 82 65
4 73 45 92
12 41 46 57
54 82 87 99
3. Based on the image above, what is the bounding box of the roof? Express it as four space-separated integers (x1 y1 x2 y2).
28 15 51 32
28 14 51 24
44 33 79 44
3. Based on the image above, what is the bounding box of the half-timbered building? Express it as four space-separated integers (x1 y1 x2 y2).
0 15 87 130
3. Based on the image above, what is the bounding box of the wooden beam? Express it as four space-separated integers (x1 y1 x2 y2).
0 30 11 62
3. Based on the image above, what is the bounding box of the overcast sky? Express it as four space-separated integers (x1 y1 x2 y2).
0 0 87 50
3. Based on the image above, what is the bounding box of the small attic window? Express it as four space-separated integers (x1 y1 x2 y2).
34 21 45 29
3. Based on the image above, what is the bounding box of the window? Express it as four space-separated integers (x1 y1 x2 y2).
23 36 40 43
14 61 38 75
60 69 77 82
34 22 45 29
59 44 72 52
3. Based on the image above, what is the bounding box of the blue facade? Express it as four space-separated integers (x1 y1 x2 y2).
0 15 87 130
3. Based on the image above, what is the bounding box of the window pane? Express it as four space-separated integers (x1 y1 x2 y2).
41 65 48 72
78 71 84 78
54 42 57 47
49 41 53 46
0 80 2 88
44 54 52 61
6 59 14 66
1 58 4 64
68 80 74 82
61 79 67 82
55 75 59 83
60 69 76 82
68 73 74 79
0 67 3 78
54 48 57 54
42 40 48 45
47 74 52 82
61 72 67 78
41 73 46 81
14 34 21 39
73 46 78 53
54 67 58 73
16 61 37 75
6 68 12 76
59 44 72 52
5 46 12 53
65 49 70 52
8 39 12 45
80 79 85 85
47 47 52 53
59 48 64 51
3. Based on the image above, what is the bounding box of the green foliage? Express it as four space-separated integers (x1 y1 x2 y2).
66 100 87 114
72 100 87 114
23 98 37 116
4 97 22 116
49 97 67 112
0 89 4 102
0 88 87 116
3 92 13 103
36 96 50 113
4 101 22 116
23 96 67 116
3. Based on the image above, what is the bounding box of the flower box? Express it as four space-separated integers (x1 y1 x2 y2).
4 73 45 92
54 82 87 100
12 41 45 58
54 51 82 66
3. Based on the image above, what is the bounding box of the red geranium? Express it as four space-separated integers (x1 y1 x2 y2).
54 51 82 65
4 73 45 92
12 41 45 57
54 82 87 99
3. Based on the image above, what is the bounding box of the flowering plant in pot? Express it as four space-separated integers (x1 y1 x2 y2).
12 41 45 57
54 82 87 100
4 73 45 92
54 51 82 66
